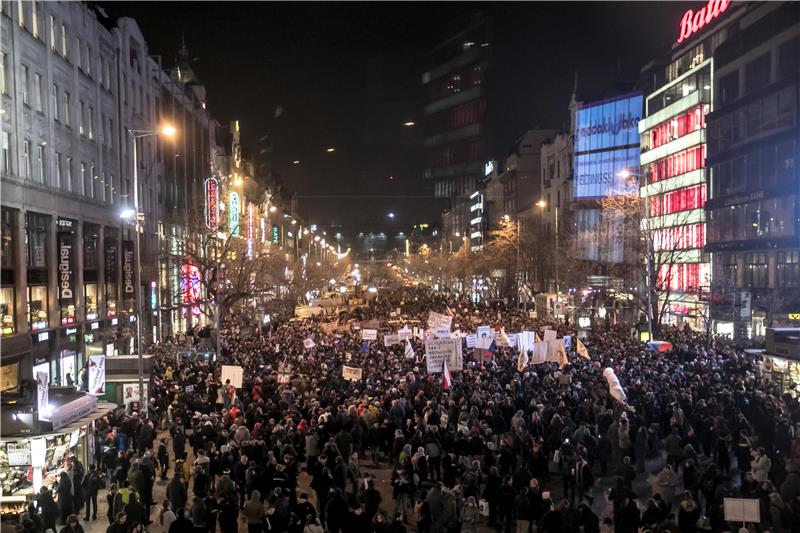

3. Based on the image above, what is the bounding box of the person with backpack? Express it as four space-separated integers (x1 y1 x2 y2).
81 465 102 521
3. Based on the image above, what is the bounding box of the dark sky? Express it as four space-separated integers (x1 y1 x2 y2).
100 1 696 240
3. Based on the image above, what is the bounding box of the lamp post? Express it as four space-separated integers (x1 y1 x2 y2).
536 200 560 314
123 125 175 413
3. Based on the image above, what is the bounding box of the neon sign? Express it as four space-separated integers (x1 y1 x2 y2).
247 203 255 258
205 178 219 230
677 0 730 44
180 264 201 303
228 191 240 236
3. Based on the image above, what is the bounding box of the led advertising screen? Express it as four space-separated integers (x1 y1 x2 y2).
574 146 640 200
575 92 642 153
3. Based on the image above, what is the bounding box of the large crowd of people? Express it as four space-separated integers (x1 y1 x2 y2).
24 288 800 533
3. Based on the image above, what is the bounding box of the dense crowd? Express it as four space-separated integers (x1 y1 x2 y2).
25 288 800 533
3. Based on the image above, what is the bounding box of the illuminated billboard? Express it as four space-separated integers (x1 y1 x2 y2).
574 147 640 199
574 92 642 199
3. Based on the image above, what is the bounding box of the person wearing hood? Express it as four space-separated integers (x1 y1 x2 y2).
243 490 265 533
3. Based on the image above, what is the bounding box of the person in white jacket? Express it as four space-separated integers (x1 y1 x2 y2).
750 447 772 482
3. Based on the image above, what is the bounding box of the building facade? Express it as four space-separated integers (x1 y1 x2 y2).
422 14 490 240
705 1 799 337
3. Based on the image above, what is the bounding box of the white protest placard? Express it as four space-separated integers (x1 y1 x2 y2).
508 333 518 348
425 337 463 373
398 326 412 341
543 329 557 342
88 355 106 395
465 334 477 349
303 338 316 349
221 365 244 388
383 334 400 347
546 340 564 362
362 329 378 341
518 332 536 354
427 311 452 331
528 310 537 319
531 342 548 364
435 327 451 339
723 498 760 524
476 325 492 339
342 366 363 381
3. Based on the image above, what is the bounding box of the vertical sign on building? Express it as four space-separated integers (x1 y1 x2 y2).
205 178 219 230
228 192 240 236
57 220 75 312
122 240 135 307
271 224 279 244
247 203 255 258
88 355 106 395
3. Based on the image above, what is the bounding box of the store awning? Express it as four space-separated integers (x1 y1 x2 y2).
38 402 119 437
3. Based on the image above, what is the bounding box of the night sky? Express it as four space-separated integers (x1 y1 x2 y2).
100 1 698 239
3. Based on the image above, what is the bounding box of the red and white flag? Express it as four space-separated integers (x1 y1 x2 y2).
442 359 452 390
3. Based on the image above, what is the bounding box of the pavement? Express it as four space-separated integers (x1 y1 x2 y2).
72 432 685 533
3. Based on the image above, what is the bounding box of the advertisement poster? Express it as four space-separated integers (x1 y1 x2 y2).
7 442 32 466
88 356 106 395
123 382 149 410
36 371 49 420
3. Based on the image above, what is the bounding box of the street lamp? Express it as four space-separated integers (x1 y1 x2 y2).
536 200 560 314
125 124 176 414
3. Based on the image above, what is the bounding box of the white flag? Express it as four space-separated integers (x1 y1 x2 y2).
517 350 529 372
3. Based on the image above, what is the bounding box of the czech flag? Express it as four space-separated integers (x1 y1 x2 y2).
442 359 452 391
647 340 673 353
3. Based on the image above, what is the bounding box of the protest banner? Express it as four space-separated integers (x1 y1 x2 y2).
476 325 492 339
517 332 536 355
435 327 451 339
563 335 572 352
465 334 477 349
427 311 452 331
342 366 363 381
397 326 412 341
362 329 378 341
303 338 316 349
221 365 244 388
425 337 463 373
543 329 557 342
530 342 548 364
473 337 495 362
383 334 400 347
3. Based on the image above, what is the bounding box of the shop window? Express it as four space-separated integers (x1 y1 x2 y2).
84 283 98 320
25 213 48 268
59 349 77 387
60 301 76 326
27 285 47 330
0 286 14 335
0 361 18 391
106 299 117 318
777 251 800 289
745 253 768 289
83 225 98 269
1 207 15 268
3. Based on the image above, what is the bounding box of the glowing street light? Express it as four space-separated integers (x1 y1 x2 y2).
326 147 335 153
292 160 300 165
161 124 177 137
269 205 277 213
403 121 415 127
387 212 395 219
120 208 136 219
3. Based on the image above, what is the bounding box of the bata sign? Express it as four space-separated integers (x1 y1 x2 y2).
677 0 731 43
205 178 219 230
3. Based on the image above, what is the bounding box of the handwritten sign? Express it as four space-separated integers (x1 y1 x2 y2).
342 366 363 381
427 311 452 331
425 338 463 373
362 329 377 341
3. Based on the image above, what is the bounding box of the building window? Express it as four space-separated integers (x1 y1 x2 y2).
109 174 114 204
80 162 86 196
719 71 739 106
0 51 8 95
34 72 42 112
25 212 48 268
27 285 47 330
84 283 98 320
49 14 55 50
55 152 62 188
79 100 85 135
22 140 31 178
30 0 38 38
76 37 82 70
64 156 72 192
89 164 95 199
745 53 771 95
88 106 94 140
51 84 59 121
36 143 45 183
1 207 15 269
21 64 29 106
0 287 14 336
745 253 768 289
85 44 91 76
777 251 800 289
63 91 70 127
61 23 67 58
1 131 10 175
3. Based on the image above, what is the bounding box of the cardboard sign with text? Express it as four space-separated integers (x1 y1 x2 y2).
425 337 463 373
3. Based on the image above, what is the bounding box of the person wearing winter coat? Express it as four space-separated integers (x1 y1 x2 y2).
243 490 265 533
461 496 481 533
653 465 679 509
769 492 790 533
779 460 800 503
57 472 74 524
751 448 772 483
167 474 188 514
59 514 85 533
159 500 177 532
514 486 533 533
38 486 60 532
677 494 701 533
